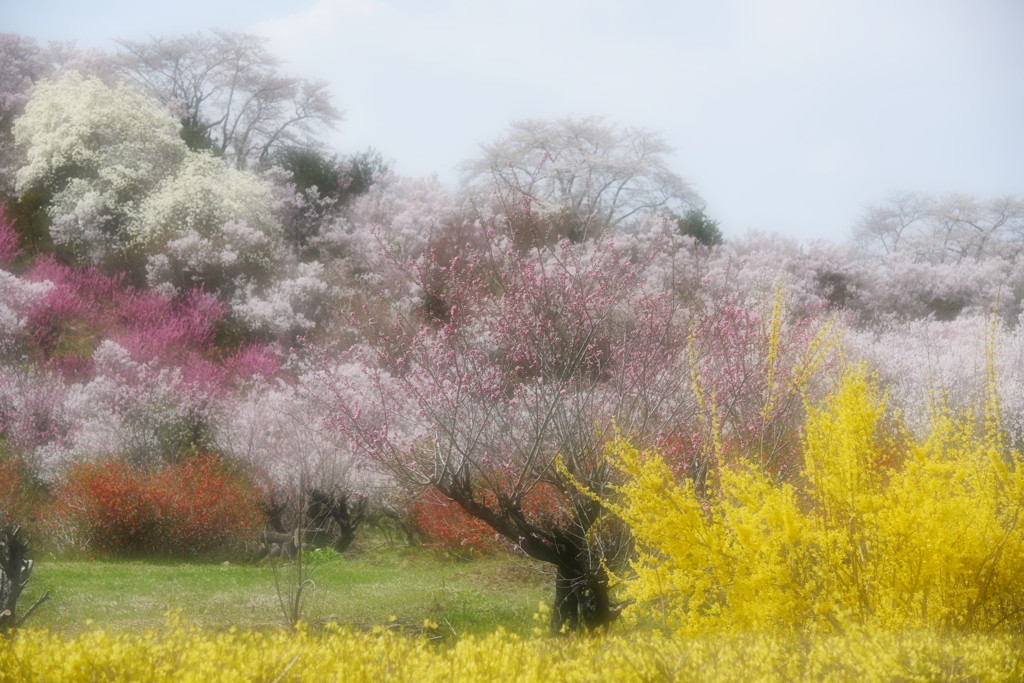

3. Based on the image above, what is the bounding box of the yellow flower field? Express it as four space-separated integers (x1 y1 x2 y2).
2 618 1021 682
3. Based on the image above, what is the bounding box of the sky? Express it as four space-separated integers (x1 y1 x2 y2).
7 0 1024 242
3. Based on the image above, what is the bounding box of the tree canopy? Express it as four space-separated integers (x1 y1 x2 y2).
115 30 342 170
461 116 700 239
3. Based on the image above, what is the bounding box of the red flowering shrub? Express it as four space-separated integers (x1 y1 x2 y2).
411 484 565 555
147 455 262 555
411 487 500 554
53 460 154 552
53 455 261 556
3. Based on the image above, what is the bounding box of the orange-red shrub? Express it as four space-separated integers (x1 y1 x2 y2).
410 484 566 555
54 455 261 556
411 487 500 554
148 455 263 555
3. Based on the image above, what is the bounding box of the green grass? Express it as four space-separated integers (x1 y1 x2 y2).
19 544 552 638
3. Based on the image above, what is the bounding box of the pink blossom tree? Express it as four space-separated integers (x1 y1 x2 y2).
325 211 696 631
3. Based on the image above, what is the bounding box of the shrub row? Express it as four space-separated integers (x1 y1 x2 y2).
4 453 530 558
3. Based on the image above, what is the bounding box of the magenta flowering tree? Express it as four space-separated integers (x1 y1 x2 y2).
0 253 284 481
326 214 695 631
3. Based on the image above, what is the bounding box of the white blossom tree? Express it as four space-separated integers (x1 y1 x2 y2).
0 34 51 198
856 192 1024 264
13 71 188 262
461 116 700 240
132 150 283 299
215 372 388 549
13 71 330 339
115 30 342 170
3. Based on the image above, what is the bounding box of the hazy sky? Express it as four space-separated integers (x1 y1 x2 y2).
8 0 1023 242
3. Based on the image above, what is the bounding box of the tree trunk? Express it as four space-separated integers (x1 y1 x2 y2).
0 527 32 634
552 557 614 632
307 488 366 554
436 475 619 633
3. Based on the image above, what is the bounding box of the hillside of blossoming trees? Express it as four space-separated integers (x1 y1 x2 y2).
2 31 1024 653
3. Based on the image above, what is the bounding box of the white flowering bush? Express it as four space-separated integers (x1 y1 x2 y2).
131 152 278 250
215 368 392 531
0 366 72 480
871 255 1024 321
845 315 1024 446
13 71 187 260
57 340 221 472
131 151 284 300
230 261 330 339
0 34 52 197
318 171 456 264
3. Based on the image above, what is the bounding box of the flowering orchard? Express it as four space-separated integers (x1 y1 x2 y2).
326 220 702 630
2 32 1024 659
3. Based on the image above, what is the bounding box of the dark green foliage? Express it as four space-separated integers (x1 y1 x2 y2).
5 190 54 259
338 148 388 205
676 208 724 246
278 147 342 200
276 146 389 255
178 117 219 154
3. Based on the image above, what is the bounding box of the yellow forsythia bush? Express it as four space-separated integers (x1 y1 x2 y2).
606 364 1024 636
1 618 1021 682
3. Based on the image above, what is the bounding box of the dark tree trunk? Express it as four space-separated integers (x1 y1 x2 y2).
307 489 367 554
0 527 36 634
263 497 289 533
551 555 614 631
436 473 619 633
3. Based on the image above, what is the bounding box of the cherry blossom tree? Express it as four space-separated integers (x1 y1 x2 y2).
856 192 1024 264
215 372 387 550
845 314 1024 451
115 30 342 170
461 116 700 241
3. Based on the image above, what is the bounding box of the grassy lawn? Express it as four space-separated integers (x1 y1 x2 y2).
19 543 552 638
